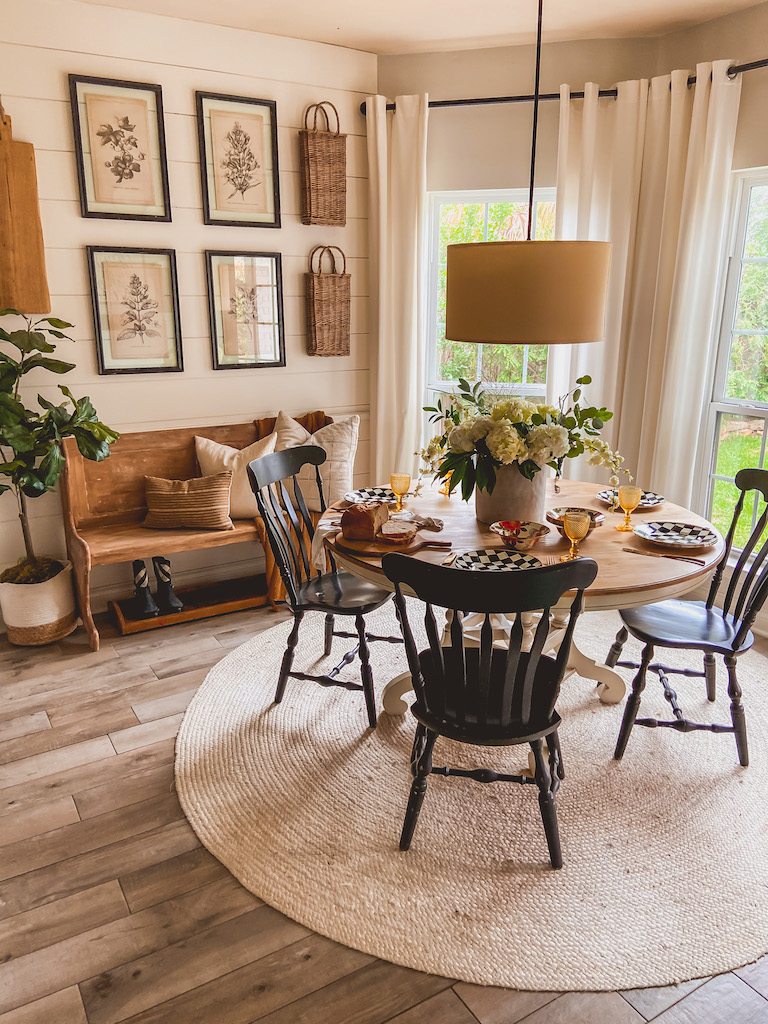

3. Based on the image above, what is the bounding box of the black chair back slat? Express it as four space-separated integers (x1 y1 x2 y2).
502 613 524 727
383 555 598 735
447 611 467 721
706 469 768 631
477 614 494 726
248 446 328 607
423 604 445 719
519 609 554 725
394 584 426 704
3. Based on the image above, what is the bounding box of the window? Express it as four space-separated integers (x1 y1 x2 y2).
426 189 556 397
701 171 768 546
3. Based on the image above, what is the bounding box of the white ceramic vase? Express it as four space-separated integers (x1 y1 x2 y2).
0 560 78 646
475 465 547 525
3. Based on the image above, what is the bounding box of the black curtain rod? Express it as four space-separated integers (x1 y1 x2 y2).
358 55 768 116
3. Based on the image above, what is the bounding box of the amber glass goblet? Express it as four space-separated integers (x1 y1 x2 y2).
561 511 591 561
616 485 643 532
389 473 411 514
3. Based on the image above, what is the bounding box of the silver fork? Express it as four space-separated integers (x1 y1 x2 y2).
539 555 559 566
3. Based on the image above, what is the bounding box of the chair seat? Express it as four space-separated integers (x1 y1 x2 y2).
620 599 754 655
296 570 392 615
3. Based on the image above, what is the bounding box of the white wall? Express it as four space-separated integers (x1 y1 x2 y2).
0 0 376 612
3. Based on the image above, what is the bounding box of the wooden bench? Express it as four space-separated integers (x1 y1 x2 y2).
61 411 332 651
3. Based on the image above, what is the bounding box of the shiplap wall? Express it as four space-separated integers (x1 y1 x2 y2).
0 0 376 615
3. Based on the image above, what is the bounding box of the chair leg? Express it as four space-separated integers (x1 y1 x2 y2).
606 625 629 668
275 611 303 704
324 613 335 657
704 653 716 702
531 738 562 869
725 654 749 767
614 642 653 760
355 614 377 729
400 724 437 851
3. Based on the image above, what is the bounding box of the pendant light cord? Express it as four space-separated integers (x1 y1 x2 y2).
527 0 544 241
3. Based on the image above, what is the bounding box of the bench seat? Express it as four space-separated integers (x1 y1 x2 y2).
80 518 262 566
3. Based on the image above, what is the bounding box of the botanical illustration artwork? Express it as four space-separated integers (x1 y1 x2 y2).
217 260 277 359
84 93 155 207
205 251 284 370
210 109 267 213
103 261 169 361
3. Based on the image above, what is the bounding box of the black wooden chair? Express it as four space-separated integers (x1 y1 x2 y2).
248 446 400 729
382 553 598 869
606 468 768 767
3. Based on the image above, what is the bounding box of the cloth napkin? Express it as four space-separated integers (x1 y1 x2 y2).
311 520 341 571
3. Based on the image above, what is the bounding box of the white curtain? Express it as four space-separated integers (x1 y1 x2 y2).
549 62 741 505
366 94 429 481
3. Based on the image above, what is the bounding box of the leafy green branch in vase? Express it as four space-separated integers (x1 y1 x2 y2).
117 274 160 342
96 114 146 184
221 122 261 201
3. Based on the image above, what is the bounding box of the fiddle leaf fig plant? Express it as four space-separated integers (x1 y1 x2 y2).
0 309 119 582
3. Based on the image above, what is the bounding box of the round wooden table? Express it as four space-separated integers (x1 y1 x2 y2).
324 479 725 709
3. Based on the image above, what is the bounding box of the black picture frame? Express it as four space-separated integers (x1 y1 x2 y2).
196 91 281 228
69 74 171 222
205 250 286 370
87 246 183 375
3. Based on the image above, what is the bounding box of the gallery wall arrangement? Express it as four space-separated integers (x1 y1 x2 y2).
69 75 348 374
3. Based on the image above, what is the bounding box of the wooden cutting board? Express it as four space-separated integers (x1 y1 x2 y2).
333 531 452 558
0 112 50 313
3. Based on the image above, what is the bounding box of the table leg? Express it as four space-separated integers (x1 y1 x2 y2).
382 672 413 715
544 609 627 705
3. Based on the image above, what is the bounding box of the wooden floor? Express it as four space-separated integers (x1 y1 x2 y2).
2 606 768 1024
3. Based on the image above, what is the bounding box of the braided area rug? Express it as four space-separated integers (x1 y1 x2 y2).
175 604 768 990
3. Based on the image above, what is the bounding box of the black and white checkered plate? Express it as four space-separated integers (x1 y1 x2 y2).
596 488 666 510
633 521 718 549
453 548 543 571
344 487 398 504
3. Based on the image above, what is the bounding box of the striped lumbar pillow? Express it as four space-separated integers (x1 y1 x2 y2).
143 473 234 531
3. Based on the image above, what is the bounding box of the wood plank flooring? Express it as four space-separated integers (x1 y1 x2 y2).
1 608 767 1024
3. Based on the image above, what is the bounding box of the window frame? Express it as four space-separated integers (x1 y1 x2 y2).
425 187 556 399
696 167 768 533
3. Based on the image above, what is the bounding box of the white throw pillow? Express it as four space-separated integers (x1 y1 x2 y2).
195 432 277 519
274 411 359 511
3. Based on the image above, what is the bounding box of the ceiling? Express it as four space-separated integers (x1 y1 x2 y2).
81 0 765 54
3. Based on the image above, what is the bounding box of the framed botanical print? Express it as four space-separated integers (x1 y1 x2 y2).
205 251 286 370
87 246 183 374
196 92 280 228
69 75 171 221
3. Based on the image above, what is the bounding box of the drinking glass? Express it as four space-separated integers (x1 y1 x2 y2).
616 485 643 532
389 473 411 515
561 511 591 561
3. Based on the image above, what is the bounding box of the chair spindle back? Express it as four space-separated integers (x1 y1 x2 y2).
383 555 597 733
248 446 328 605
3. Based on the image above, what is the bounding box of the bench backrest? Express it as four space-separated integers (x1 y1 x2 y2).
62 412 333 529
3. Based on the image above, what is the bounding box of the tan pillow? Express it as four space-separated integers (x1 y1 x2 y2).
143 473 234 531
195 432 277 519
273 411 359 511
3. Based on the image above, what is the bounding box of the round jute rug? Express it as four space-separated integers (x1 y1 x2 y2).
175 604 768 990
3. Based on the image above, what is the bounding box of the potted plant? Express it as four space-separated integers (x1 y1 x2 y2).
420 376 631 524
0 309 119 645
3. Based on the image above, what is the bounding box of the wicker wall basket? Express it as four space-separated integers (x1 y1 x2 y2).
305 245 350 357
299 102 347 227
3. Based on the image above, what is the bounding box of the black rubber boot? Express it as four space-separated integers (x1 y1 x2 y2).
152 555 184 613
133 559 159 618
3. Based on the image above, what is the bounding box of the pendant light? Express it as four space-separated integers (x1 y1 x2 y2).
444 0 610 346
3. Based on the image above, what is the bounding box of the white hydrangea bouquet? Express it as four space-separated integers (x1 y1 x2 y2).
420 376 630 501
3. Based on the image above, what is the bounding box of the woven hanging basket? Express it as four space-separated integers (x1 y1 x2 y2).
305 245 350 357
299 102 347 227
